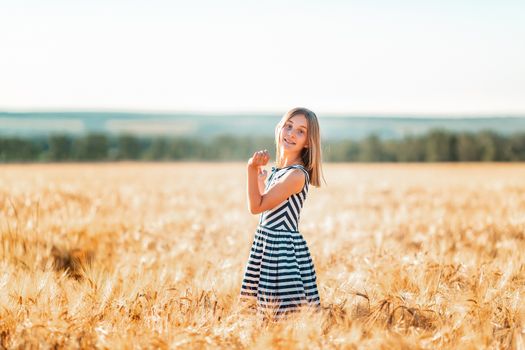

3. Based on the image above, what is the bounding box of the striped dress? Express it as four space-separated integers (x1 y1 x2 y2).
239 164 321 319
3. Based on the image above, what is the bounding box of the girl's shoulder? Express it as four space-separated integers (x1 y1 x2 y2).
273 165 309 191
288 164 310 184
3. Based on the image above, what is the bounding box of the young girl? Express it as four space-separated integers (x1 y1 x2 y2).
240 107 324 320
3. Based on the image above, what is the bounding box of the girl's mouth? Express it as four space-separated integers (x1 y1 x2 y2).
284 138 296 146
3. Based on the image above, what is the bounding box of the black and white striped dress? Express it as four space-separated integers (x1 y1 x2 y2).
240 164 321 318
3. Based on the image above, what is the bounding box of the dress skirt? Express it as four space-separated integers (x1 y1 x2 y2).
239 224 321 318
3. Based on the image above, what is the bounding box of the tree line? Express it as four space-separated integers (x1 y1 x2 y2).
1 129 525 162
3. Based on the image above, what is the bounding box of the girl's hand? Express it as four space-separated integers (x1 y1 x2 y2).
248 149 269 169
258 167 268 182
257 166 268 195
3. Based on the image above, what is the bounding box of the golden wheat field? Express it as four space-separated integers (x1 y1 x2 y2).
1 162 525 349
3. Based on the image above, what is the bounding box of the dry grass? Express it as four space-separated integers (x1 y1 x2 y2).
1 162 525 349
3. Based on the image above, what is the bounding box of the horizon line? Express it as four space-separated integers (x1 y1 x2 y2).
1 108 525 119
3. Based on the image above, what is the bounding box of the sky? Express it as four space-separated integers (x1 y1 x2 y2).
1 0 524 115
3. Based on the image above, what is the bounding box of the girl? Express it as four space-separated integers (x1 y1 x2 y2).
240 107 324 320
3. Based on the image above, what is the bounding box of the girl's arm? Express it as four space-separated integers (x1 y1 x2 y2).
247 150 305 215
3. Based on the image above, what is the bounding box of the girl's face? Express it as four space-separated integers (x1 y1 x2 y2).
279 114 308 154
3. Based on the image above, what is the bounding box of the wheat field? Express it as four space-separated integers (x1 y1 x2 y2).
1 162 525 349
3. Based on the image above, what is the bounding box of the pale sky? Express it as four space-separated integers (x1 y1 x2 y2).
1 0 524 115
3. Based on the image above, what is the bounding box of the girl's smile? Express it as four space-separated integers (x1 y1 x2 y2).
283 138 295 146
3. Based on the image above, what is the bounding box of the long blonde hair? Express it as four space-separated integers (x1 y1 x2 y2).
274 107 325 187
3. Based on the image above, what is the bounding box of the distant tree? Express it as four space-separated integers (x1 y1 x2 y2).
250 137 275 156
143 138 168 160
0 137 38 162
456 133 481 161
72 133 108 161
48 134 72 161
396 135 425 162
359 134 384 162
505 133 525 161
322 140 354 162
425 130 456 162
381 140 399 162
168 138 199 160
477 131 503 161
342 141 360 161
117 134 140 160
208 135 252 160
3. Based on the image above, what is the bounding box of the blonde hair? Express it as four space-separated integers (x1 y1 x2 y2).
274 107 325 187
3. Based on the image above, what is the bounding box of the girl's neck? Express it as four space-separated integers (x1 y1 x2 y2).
279 155 304 168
